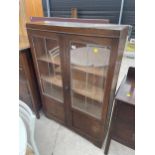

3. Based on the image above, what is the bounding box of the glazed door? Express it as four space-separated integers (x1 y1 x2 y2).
29 31 65 123
66 35 113 142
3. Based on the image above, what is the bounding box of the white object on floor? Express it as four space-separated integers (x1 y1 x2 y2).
19 100 40 155
19 117 27 155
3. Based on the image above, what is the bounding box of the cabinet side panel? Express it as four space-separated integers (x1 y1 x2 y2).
19 68 33 109
112 101 135 149
105 29 128 136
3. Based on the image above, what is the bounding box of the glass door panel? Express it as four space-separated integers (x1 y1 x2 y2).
70 42 111 119
33 36 63 103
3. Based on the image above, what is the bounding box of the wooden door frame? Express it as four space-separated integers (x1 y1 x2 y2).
62 34 119 125
27 29 67 123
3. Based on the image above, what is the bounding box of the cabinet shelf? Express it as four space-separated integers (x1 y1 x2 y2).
72 65 106 77
73 84 103 102
37 55 60 65
38 55 106 77
41 75 62 87
41 75 103 102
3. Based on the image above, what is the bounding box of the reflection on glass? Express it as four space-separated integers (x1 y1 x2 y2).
33 37 63 102
70 42 110 119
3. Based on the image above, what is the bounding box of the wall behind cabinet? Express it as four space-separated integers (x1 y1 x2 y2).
42 0 135 38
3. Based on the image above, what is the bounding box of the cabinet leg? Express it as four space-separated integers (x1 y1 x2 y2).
35 111 40 119
104 136 111 155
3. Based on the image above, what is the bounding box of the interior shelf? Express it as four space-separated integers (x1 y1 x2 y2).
38 55 106 77
73 84 103 102
72 65 106 77
37 55 60 65
41 75 62 87
41 75 103 102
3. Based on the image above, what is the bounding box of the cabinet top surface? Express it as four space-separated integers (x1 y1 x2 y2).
27 21 127 30
26 21 128 38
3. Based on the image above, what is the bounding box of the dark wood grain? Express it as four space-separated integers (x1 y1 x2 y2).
30 16 109 24
43 95 65 123
104 67 135 154
26 19 128 147
26 21 128 38
19 47 42 118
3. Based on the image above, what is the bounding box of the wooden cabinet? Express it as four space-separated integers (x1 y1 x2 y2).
19 0 43 118
26 20 128 147
19 37 41 118
104 67 135 154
